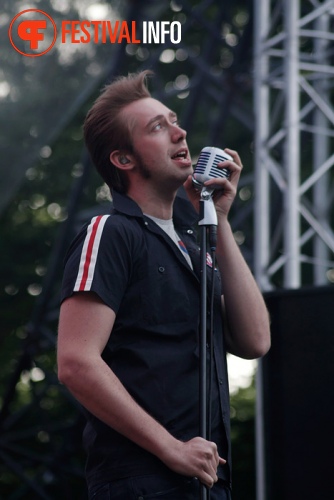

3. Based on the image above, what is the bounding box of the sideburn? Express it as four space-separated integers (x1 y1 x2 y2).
132 151 151 180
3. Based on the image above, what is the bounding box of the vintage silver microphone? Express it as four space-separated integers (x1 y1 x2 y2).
192 146 232 197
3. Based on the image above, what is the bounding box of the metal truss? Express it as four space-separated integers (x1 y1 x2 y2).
254 3 334 500
254 0 334 290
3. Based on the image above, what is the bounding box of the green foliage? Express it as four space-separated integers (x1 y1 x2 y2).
0 111 101 499
230 382 257 500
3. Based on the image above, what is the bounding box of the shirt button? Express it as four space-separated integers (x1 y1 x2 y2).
219 378 223 385
144 221 148 226
187 229 193 234
158 266 165 273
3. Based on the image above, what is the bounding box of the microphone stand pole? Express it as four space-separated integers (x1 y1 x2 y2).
198 189 217 500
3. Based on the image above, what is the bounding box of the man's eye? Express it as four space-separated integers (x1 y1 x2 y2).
153 123 162 131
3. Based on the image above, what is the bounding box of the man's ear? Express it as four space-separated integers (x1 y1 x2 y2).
110 151 135 170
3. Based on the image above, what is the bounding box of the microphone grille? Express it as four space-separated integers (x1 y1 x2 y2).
195 150 211 174
193 147 231 185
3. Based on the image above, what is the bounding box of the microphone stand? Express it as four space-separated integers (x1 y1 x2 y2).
198 188 217 500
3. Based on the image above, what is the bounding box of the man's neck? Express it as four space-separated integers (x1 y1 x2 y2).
126 184 176 220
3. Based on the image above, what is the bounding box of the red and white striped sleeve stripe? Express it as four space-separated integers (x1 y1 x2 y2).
74 215 110 292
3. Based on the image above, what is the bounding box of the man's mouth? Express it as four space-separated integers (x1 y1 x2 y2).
171 149 188 160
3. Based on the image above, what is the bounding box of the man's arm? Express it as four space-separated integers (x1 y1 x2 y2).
57 292 225 488
184 148 271 359
213 149 270 358
215 218 271 359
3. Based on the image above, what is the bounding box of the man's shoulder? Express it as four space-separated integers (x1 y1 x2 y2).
104 208 145 235
65 209 144 261
79 208 143 234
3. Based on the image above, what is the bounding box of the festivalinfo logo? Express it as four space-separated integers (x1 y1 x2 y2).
8 9 182 57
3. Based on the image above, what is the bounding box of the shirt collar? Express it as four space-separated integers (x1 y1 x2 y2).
112 189 143 218
111 187 199 229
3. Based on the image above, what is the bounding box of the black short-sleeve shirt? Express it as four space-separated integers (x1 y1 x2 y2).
61 189 231 488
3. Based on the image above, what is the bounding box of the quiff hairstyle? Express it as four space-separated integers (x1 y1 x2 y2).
83 70 153 193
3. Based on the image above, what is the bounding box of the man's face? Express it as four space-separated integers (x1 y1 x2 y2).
121 97 193 188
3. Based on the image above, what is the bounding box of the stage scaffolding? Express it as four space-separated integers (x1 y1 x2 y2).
253 1 334 499
254 0 334 291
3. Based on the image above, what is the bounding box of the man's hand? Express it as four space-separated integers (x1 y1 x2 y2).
160 437 226 489
184 147 242 220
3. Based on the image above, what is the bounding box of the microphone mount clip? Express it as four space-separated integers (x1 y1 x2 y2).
198 189 217 227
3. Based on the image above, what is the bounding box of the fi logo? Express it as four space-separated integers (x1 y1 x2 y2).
9 9 57 57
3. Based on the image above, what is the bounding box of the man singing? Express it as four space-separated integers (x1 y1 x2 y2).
57 70 270 499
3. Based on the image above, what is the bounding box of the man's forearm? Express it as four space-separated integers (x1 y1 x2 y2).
59 355 223 488
215 218 271 359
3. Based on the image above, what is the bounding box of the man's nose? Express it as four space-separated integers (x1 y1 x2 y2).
171 123 187 142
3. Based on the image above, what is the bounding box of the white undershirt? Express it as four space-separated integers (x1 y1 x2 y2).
144 214 193 270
